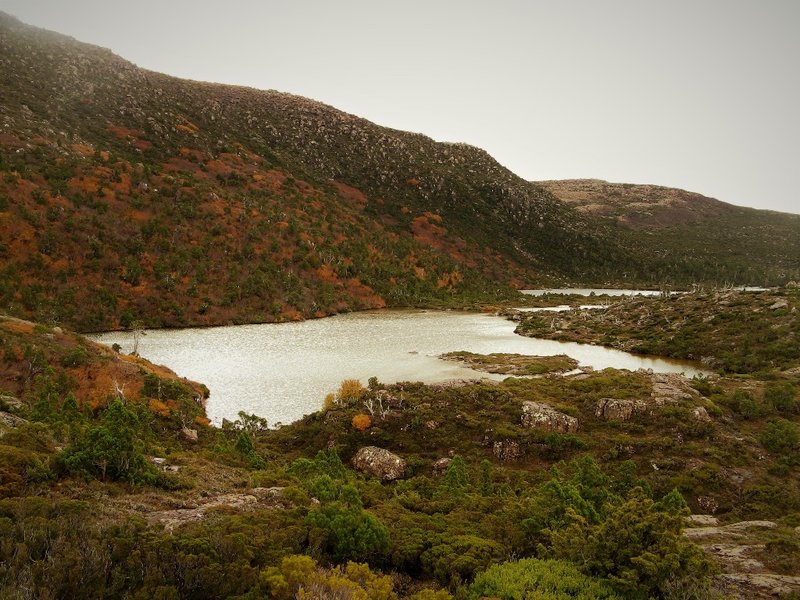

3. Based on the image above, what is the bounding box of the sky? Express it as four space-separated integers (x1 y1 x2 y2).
1 0 798 214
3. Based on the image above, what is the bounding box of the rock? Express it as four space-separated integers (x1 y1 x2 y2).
521 401 579 433
770 300 789 310
697 495 719 514
687 514 719 526
0 411 28 428
52 326 62 334
351 446 406 481
692 406 712 422
595 398 648 421
650 373 697 405
719 573 800 597
252 487 286 504
425 420 440 430
493 440 522 462
704 543 765 572
151 457 166 465
432 457 451 476
180 427 198 442
0 395 22 409
683 520 779 540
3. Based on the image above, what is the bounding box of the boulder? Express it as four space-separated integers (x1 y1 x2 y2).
692 406 712 422
686 514 719 527
770 300 789 310
432 457 451 476
521 401 578 433
352 446 406 481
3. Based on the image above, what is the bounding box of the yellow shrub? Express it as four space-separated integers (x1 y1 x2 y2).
336 379 366 404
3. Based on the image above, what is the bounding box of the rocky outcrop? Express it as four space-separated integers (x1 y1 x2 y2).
595 398 648 421
521 401 579 433
650 373 698 405
351 446 406 481
0 411 28 428
492 440 522 462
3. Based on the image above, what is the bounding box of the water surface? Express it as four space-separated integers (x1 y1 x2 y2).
90 310 704 426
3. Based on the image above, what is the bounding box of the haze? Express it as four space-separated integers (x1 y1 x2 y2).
2 0 798 214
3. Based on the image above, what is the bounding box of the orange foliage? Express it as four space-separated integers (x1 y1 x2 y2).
332 181 368 208
324 393 336 410
352 414 372 431
407 177 419 186
316 264 339 283
68 176 100 196
336 379 366 404
71 143 95 157
194 415 211 427
148 398 171 417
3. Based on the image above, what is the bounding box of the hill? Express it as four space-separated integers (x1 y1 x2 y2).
539 179 800 286
1 13 799 331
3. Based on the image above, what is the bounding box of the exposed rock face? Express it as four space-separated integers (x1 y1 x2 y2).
0 411 28 428
686 514 719 527
650 373 698 405
493 440 522 462
351 446 406 481
692 406 712 422
595 398 648 421
521 401 579 433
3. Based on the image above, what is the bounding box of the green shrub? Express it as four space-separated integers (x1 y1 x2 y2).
759 418 800 456
469 558 620 599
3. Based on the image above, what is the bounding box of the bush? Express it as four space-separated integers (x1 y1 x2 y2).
760 418 800 456
352 414 372 431
469 558 620 599
764 382 798 415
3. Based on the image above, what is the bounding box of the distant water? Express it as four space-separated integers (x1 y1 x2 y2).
521 288 664 297
89 310 706 426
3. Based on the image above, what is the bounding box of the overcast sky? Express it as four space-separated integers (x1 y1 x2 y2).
2 0 798 214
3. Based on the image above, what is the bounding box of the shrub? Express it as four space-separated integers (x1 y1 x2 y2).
337 379 366 404
760 418 800 456
352 413 372 431
469 558 620 599
764 382 798 415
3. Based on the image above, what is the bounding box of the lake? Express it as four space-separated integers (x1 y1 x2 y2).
89 309 706 426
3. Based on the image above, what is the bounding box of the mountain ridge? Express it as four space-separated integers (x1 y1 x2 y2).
1 12 798 331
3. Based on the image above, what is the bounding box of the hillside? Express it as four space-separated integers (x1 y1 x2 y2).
1 13 799 331
539 180 800 286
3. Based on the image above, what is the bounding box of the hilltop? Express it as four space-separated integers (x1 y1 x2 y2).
1 13 799 331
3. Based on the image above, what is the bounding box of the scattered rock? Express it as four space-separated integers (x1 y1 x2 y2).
425 420 439 430
704 543 765 572
492 440 522 462
521 401 579 433
180 427 198 442
683 520 778 540
696 495 719 514
719 573 800 597
148 493 260 532
432 457 451 476
151 457 166 466
351 446 406 481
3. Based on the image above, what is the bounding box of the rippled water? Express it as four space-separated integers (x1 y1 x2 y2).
89 310 705 426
